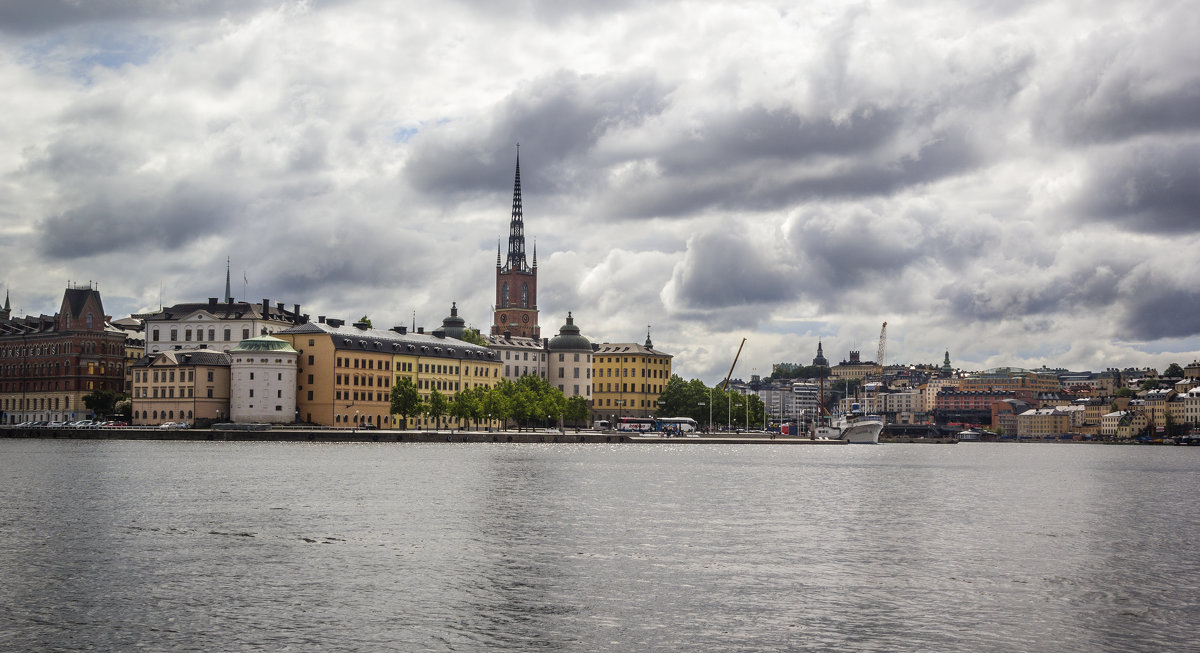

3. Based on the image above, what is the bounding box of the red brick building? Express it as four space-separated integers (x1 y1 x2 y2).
0 284 127 424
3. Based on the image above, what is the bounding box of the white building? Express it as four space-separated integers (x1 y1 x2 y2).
137 297 303 355
547 312 592 400
228 334 299 423
483 332 547 381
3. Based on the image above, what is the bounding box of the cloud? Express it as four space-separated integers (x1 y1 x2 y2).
1073 138 1200 235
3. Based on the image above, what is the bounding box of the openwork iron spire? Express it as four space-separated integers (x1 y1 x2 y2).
225 256 232 302
504 144 528 272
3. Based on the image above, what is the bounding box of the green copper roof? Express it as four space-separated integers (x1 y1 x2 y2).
230 334 297 353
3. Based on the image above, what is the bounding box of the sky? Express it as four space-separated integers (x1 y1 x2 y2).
1 0 1198 383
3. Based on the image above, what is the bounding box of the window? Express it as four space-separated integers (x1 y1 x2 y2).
170 329 178 341
207 370 214 382
196 329 203 342
308 355 314 365
185 329 192 342
249 389 254 397
224 329 231 341
242 329 250 340
152 329 160 342
209 329 215 341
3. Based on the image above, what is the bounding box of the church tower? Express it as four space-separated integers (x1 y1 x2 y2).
491 146 540 338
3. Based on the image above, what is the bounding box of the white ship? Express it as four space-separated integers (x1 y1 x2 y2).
814 404 884 444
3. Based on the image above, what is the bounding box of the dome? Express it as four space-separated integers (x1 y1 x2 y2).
440 302 467 339
548 312 591 351
230 334 297 353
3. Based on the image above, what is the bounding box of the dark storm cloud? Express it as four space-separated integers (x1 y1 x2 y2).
404 70 669 199
1075 140 1200 234
668 230 799 310
656 105 902 174
0 1 282 36
940 264 1126 323
37 178 242 258
1119 286 1200 340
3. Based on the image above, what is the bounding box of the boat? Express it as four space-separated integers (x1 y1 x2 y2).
814 404 884 444
957 428 983 442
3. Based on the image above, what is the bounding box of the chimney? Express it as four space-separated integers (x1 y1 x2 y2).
262 299 270 317
318 315 326 324
417 327 424 334
294 304 301 322
209 298 217 307
392 326 407 335
503 330 511 339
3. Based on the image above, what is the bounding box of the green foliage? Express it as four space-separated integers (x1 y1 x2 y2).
357 315 373 328
1140 379 1161 391
82 389 125 418
1164 362 1185 378
564 396 590 427
389 377 423 427
459 328 487 347
427 389 449 426
1115 387 1134 398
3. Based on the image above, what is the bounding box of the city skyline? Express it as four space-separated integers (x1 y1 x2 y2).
1 1 1198 382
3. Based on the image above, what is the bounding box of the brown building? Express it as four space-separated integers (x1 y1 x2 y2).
0 284 127 424
491 149 540 339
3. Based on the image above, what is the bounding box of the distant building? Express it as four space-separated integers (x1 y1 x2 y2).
592 330 672 420
137 297 304 355
959 367 1061 394
1016 408 1070 438
0 284 126 424
130 349 231 426
229 334 299 424
547 312 593 401
830 350 881 381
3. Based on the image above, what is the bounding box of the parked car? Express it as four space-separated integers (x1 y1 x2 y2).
159 422 185 429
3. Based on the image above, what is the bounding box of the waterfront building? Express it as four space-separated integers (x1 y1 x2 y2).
137 295 303 355
275 317 500 429
1182 387 1200 428
229 335 299 424
1016 408 1071 438
1100 410 1128 438
491 148 540 340
993 398 1033 435
1142 388 1174 431
547 312 592 400
111 317 146 396
0 284 126 424
830 350 881 381
592 330 672 421
130 349 231 426
959 367 1061 394
1185 361 1200 381
483 333 548 381
935 388 1024 426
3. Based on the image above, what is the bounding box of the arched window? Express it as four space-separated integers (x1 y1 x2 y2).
501 282 509 308
521 283 529 307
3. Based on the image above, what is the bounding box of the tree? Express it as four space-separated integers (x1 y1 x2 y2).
389 377 423 429
358 315 373 328
83 389 124 418
1115 387 1134 398
459 328 487 347
451 386 481 428
427 390 449 429
482 381 512 429
565 396 590 428
1140 378 1161 391
1164 363 1185 378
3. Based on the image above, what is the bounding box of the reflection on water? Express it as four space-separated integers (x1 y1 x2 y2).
1 440 1197 651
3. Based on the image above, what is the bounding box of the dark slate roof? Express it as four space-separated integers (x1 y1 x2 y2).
279 321 497 362
133 350 232 368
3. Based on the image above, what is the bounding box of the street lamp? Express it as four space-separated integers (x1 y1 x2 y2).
698 401 706 434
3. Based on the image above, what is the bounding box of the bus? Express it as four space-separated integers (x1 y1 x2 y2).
658 417 698 433
616 417 657 432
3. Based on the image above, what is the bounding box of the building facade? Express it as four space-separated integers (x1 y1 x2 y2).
130 350 231 426
0 285 127 424
547 312 592 400
137 297 303 355
229 335 299 424
276 318 501 429
592 332 673 421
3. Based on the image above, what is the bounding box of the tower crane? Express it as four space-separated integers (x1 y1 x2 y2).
877 321 887 371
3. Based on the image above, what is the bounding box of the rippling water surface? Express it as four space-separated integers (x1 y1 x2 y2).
1 440 1197 651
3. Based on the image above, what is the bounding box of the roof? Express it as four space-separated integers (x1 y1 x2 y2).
547 312 591 351
135 299 299 324
134 350 231 368
230 334 297 354
593 342 672 358
279 321 497 361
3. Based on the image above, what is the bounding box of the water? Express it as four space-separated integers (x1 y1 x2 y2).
1 440 1197 652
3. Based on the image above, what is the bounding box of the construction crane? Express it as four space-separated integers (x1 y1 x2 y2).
721 338 747 391
877 321 887 370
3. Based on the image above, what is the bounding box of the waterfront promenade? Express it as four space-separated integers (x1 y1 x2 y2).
0 426 848 445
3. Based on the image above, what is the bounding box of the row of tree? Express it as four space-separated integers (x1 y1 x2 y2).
654 374 767 430
389 374 590 430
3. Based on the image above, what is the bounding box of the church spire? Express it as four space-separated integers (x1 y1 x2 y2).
1 288 9 321
224 256 232 302
504 144 528 273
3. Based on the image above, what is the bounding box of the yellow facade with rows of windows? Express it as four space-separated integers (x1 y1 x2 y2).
591 339 672 421
278 320 500 429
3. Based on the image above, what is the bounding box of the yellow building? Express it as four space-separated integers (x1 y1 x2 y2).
591 334 672 421
131 350 231 426
277 318 500 429
1016 407 1070 438
960 368 1061 394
